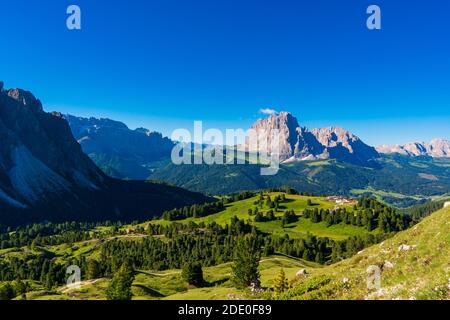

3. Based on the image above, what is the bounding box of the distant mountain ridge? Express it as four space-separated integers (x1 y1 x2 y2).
246 112 380 165
60 110 450 208
0 82 210 226
377 139 450 158
64 114 174 179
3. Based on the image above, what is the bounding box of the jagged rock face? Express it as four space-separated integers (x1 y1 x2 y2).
311 127 380 164
0 83 211 226
246 112 379 164
427 139 450 157
247 112 300 160
0 87 105 209
377 139 450 158
64 115 174 179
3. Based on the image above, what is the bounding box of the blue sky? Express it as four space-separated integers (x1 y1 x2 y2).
1 0 449 145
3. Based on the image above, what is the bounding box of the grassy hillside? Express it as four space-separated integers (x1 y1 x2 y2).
18 206 449 300
1 193 446 300
151 192 377 240
282 206 450 300
18 255 315 300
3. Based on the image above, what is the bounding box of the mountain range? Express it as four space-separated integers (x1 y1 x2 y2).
0 82 210 226
377 139 450 158
1 81 449 221
64 115 174 179
245 111 380 165
60 110 450 207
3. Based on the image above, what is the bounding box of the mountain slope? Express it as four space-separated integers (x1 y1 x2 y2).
0 82 211 226
150 155 450 207
377 139 450 158
64 114 174 179
283 205 450 300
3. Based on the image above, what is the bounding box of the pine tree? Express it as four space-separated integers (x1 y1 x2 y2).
87 259 102 279
13 278 27 297
0 283 15 300
182 261 204 287
45 273 55 291
273 268 289 295
106 261 135 300
232 235 261 288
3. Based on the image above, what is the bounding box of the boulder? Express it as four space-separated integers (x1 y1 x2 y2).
296 269 308 277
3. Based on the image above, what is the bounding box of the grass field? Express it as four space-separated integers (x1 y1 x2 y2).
19 254 315 300
145 193 374 240
281 206 450 300
5 192 445 301
0 193 373 266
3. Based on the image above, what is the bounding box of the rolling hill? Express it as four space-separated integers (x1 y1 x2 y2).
3 191 443 300
282 205 450 300
4 201 447 300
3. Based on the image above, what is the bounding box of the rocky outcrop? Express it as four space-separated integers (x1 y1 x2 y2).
311 127 380 165
377 139 450 158
0 82 210 226
246 112 379 165
246 111 323 160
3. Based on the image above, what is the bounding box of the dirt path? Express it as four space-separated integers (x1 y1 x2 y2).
58 279 101 293
259 257 303 264
138 270 181 277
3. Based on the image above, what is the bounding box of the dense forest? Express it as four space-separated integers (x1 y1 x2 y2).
303 198 412 232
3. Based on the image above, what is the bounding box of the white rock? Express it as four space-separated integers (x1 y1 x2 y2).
398 244 416 251
296 269 308 277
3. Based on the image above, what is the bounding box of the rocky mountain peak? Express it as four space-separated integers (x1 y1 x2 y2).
248 111 301 160
251 111 299 134
427 139 450 157
6 88 43 112
247 112 379 165
64 114 175 180
376 139 450 158
0 83 210 226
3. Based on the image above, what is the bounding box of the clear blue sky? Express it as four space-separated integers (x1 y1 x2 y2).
1 0 449 145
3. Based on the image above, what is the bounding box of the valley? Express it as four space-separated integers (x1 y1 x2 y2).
61 112 450 208
0 83 448 302
3 190 444 300
149 155 450 207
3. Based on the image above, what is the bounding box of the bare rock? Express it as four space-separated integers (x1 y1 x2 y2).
377 139 450 158
398 244 417 252
246 112 379 165
296 269 308 277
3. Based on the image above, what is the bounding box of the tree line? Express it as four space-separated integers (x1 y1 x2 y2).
303 198 412 232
